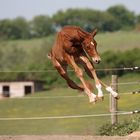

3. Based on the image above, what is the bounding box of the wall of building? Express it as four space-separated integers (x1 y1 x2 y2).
0 81 34 98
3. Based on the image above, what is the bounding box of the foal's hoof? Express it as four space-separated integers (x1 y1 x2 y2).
89 97 97 104
115 96 120 100
89 93 97 104
97 96 104 101
90 99 97 104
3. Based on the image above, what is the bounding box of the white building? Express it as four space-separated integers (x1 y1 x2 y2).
0 81 44 98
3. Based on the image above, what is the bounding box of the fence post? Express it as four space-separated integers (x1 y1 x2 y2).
110 75 118 124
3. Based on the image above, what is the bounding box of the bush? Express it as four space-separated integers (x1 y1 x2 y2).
99 116 140 136
96 48 140 77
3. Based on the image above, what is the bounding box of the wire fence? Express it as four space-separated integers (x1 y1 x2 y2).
0 66 139 121
111 81 140 85
6 91 139 100
0 110 139 121
0 66 139 73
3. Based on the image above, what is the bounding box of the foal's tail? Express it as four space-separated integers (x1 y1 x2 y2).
47 50 53 59
47 53 52 59
47 31 63 60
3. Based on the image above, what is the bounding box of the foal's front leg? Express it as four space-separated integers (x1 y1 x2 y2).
79 56 103 99
80 56 118 99
67 55 97 103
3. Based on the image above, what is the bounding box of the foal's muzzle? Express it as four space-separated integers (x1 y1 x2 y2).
92 57 101 64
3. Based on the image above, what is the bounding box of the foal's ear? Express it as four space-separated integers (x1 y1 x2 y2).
92 28 98 37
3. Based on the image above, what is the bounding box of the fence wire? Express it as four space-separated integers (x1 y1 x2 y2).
0 110 139 121
0 66 139 73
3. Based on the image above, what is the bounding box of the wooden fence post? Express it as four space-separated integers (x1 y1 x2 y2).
110 75 118 124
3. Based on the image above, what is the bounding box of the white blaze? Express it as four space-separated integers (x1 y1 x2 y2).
90 41 94 46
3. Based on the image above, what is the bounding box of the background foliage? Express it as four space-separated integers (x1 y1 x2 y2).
0 4 140 136
99 116 140 136
0 5 140 40
0 4 139 89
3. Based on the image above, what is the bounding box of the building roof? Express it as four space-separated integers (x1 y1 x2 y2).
0 80 45 83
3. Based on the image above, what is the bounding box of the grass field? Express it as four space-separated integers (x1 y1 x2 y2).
0 30 139 135
96 31 140 52
0 31 140 53
0 73 139 135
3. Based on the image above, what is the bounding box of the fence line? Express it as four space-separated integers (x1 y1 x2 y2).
132 90 140 94
21 95 85 99
5 91 139 100
96 66 139 71
0 110 139 121
0 66 139 73
110 81 140 86
0 67 139 123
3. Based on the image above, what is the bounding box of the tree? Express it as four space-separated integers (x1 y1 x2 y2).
12 17 30 39
30 15 54 37
137 15 140 23
100 12 121 31
0 17 30 40
52 7 135 32
0 19 13 39
52 9 101 32
107 5 136 30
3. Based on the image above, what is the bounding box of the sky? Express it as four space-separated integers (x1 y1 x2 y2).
0 0 140 20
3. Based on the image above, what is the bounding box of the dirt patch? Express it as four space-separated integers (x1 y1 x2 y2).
129 131 140 138
0 135 140 140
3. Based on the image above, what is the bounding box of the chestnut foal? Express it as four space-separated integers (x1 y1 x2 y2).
48 26 118 103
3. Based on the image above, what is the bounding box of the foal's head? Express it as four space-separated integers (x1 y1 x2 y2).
82 29 101 64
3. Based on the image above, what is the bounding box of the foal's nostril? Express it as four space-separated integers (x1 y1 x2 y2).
95 60 100 64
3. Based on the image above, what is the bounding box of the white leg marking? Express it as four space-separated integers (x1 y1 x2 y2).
96 84 103 98
106 86 118 97
90 41 94 46
89 93 97 103
84 89 97 103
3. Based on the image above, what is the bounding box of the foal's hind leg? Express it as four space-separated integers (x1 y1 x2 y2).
66 55 97 103
52 58 84 91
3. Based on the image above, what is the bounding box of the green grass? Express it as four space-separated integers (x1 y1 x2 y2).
96 31 140 52
0 28 139 135
0 74 139 135
0 35 55 53
0 31 140 53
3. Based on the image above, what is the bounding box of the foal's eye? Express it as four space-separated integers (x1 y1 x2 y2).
86 45 91 50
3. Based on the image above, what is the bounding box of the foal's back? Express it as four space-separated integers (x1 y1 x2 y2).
51 26 89 61
51 26 81 59
61 26 88 41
